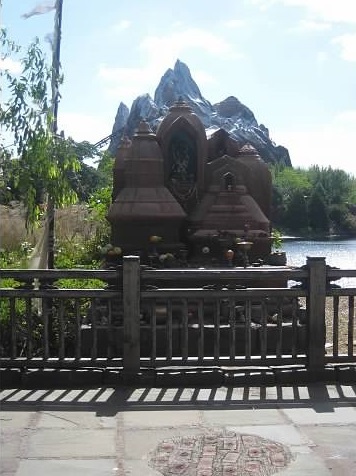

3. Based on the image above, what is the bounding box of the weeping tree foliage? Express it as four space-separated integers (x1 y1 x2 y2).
0 28 80 228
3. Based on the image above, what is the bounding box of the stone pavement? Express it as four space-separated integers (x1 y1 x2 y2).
1 384 356 475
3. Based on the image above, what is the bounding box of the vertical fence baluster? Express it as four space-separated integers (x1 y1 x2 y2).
42 298 49 359
10 298 16 359
276 299 283 358
166 300 173 362
182 299 188 363
332 296 339 357
75 299 81 360
198 300 204 364
260 300 267 360
348 296 355 357
107 299 113 359
245 299 251 361
214 300 220 363
228 297 235 364
91 299 98 360
59 300 65 359
291 298 298 357
26 298 32 359
150 301 156 365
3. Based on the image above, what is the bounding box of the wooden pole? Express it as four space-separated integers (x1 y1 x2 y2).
123 256 141 374
47 0 63 269
307 256 326 372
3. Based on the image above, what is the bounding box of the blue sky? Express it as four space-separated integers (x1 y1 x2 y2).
1 0 356 176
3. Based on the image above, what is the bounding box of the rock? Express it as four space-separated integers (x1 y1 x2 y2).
108 60 292 167
125 93 161 136
213 95 257 127
108 102 129 156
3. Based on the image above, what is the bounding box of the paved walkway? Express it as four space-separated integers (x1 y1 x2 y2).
1 384 356 475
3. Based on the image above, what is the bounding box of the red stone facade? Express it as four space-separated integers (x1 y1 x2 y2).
107 101 272 263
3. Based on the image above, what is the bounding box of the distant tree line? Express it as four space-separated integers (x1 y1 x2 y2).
270 165 356 236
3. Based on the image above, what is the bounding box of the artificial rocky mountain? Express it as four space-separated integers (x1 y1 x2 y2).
108 59 291 167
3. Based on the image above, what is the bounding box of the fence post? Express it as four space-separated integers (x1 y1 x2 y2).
307 256 326 372
123 255 141 374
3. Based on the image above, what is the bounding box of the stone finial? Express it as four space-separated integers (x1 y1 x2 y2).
169 99 193 113
239 143 259 155
134 120 155 137
119 135 132 148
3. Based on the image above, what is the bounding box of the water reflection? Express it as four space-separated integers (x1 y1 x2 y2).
284 238 356 287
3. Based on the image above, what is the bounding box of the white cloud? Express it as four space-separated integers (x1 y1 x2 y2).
112 20 131 32
97 27 242 105
252 0 356 61
0 57 21 74
140 28 242 64
332 33 356 61
334 110 356 122
57 112 113 144
97 64 158 105
223 19 247 29
286 0 356 24
273 111 356 177
193 70 216 87
97 62 216 106
98 65 147 83
252 0 356 24
250 0 276 11
291 19 331 32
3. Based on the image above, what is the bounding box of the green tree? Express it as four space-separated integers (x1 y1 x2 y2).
308 183 330 233
270 165 312 203
284 189 309 232
270 164 356 235
58 140 111 202
0 148 21 203
1 29 80 227
307 166 354 205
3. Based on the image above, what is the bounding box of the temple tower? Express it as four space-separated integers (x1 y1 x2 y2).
156 100 207 214
107 122 186 251
112 135 131 201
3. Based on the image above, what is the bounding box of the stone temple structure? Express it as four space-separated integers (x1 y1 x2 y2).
107 100 272 266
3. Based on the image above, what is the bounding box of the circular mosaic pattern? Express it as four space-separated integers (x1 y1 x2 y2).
148 431 293 476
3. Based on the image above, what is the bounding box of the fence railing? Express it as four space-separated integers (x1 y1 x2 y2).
0 257 355 377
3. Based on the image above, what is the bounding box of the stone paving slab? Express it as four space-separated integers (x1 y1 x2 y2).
225 424 310 446
1 385 356 475
123 409 202 428
124 459 162 475
28 428 117 458
37 410 116 428
282 405 356 425
15 459 118 476
0 411 33 429
301 425 356 475
203 408 287 426
278 453 332 475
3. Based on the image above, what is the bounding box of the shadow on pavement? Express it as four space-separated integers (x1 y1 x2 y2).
1 383 355 416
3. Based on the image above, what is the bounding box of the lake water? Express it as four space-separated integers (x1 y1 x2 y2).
283 237 356 287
